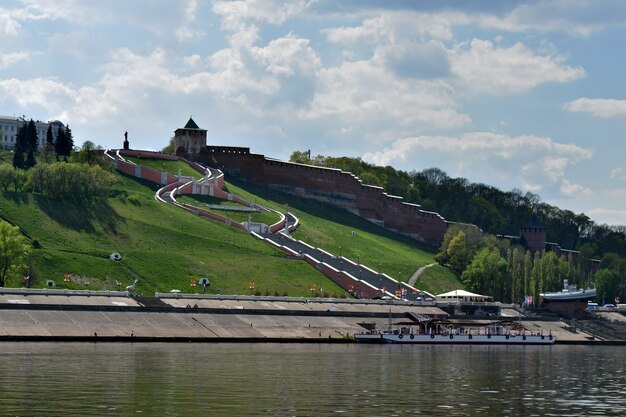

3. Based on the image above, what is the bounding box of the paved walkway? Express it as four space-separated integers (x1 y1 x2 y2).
263 214 427 300
407 263 436 287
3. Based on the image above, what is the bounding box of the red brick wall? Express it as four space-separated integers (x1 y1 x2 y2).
520 227 547 254
205 147 448 246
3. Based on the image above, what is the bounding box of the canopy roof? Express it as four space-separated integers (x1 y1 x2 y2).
436 289 491 300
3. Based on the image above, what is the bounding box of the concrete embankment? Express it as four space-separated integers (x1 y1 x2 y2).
0 290 620 344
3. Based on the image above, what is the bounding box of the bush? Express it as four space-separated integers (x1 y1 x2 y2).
27 162 118 199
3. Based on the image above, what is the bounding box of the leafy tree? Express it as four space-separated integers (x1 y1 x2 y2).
436 224 483 267
462 246 508 299
594 269 619 305
359 171 383 187
508 247 525 304
530 251 543 305
289 150 311 164
523 250 532 299
162 137 175 154
27 162 117 199
72 140 104 166
0 164 17 192
0 221 30 287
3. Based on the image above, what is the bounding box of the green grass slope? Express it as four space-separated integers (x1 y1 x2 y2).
0 154 462 296
129 156 462 294
0 168 343 296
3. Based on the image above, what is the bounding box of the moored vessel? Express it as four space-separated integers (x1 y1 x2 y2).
540 279 596 318
355 320 555 345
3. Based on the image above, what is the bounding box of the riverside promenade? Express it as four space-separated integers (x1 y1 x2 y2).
0 289 614 344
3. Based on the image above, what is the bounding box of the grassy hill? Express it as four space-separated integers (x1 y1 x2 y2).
0 152 462 295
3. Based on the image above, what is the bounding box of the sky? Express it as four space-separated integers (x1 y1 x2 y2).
1 0 626 226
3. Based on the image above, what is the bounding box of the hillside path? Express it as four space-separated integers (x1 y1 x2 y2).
407 263 437 287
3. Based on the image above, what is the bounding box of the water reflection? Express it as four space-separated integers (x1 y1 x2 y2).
0 343 624 416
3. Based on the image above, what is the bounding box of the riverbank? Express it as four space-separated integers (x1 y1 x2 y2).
0 290 622 344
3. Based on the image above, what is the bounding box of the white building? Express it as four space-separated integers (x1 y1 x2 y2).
0 115 64 151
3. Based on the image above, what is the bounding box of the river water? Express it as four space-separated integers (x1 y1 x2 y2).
0 343 623 416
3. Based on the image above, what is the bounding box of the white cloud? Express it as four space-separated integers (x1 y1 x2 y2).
0 51 31 69
560 179 592 197
300 59 470 134
610 167 626 181
0 77 75 110
212 0 311 30
253 34 319 77
487 0 626 36
450 39 585 94
362 132 594 196
564 98 626 118
324 11 458 45
0 8 22 35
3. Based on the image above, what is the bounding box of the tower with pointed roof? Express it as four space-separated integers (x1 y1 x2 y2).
173 117 207 157
520 215 547 254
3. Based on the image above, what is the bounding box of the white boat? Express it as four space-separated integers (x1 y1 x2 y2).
540 279 597 318
355 320 555 345
540 279 596 301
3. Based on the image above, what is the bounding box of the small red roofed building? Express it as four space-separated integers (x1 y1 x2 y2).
174 117 207 157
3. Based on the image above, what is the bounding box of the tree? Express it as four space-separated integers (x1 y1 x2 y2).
594 269 619 305
12 121 27 169
289 150 311 164
64 125 74 156
55 125 73 160
462 246 508 299
0 221 30 287
55 126 66 159
359 171 384 187
0 165 17 192
446 231 475 273
436 224 482 268
508 247 525 304
72 140 102 165
523 250 532 299
24 120 38 169
46 125 54 147
161 137 175 154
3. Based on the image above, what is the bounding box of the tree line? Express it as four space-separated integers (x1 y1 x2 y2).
289 150 626 259
1 122 116 199
290 150 625 305
434 224 622 305
10 119 74 169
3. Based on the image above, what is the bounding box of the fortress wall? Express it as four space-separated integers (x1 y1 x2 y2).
116 159 136 176
140 166 163 184
119 149 179 161
268 216 287 233
206 148 448 246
